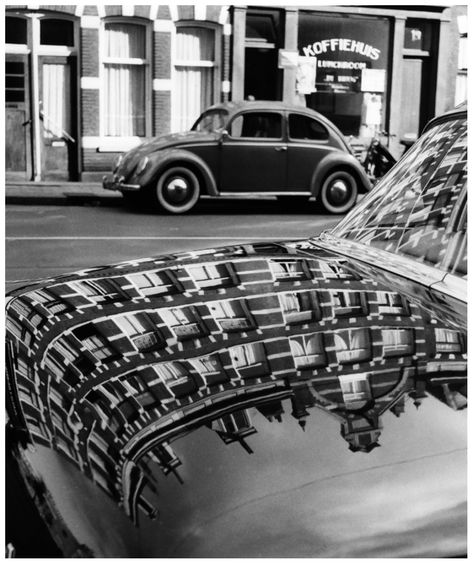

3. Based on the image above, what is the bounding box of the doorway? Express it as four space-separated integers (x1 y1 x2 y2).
244 48 282 101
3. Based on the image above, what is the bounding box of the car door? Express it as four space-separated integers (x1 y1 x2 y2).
286 113 335 191
219 111 287 192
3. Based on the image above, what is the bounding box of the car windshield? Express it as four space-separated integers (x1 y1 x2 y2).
192 109 228 133
332 116 467 278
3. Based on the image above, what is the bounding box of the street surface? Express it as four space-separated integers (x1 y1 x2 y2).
6 199 340 292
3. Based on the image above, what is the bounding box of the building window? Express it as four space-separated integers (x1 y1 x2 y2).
73 324 117 362
102 20 150 137
435 328 462 353
174 23 219 131
5 16 27 45
40 18 74 46
188 263 235 289
280 291 320 324
319 261 355 280
339 374 372 408
115 312 166 352
290 333 326 369
191 354 227 386
334 328 371 364
29 289 71 315
128 270 177 297
381 328 414 357
208 299 254 332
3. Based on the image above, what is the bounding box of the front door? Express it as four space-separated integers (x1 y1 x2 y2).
39 55 78 180
5 54 33 180
220 111 287 192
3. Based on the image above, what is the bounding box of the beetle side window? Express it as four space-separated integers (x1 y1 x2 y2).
229 112 282 139
289 114 329 141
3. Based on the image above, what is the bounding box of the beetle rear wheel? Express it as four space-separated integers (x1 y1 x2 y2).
319 171 358 214
155 167 200 213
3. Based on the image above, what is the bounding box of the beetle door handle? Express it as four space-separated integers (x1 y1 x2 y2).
275 146 287 152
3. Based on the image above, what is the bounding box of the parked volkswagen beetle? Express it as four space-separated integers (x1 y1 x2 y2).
103 101 372 214
6 105 467 557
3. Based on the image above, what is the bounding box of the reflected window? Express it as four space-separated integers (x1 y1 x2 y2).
280 291 320 324
191 354 227 386
129 270 177 296
381 328 414 357
159 306 206 339
29 288 71 315
115 312 165 352
230 112 282 139
270 260 309 281
339 374 372 407
377 292 407 315
208 299 254 332
435 328 463 353
188 263 235 289
73 324 117 362
334 328 371 364
333 291 366 317
319 261 355 280
290 333 326 369
155 362 191 388
230 342 268 379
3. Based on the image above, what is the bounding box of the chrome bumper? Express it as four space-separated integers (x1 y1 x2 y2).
102 174 141 192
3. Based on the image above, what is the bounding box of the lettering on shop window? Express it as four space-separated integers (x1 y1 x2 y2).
302 38 380 60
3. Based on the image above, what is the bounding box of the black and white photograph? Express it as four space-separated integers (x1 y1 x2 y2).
4 2 467 558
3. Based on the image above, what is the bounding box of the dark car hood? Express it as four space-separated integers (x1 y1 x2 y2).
120 130 219 168
5 240 467 557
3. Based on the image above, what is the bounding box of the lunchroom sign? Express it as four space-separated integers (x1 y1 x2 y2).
298 13 390 93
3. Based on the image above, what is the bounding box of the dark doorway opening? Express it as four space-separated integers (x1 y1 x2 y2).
244 48 282 101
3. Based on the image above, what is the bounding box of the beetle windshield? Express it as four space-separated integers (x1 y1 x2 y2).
332 116 467 278
192 109 228 133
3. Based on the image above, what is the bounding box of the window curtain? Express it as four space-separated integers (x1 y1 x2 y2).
42 63 69 138
104 23 146 136
175 27 215 131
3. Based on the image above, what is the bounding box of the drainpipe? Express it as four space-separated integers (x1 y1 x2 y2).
30 14 42 181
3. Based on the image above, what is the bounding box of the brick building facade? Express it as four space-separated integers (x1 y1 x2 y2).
5 4 467 182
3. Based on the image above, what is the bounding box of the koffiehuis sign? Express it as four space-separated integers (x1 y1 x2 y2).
298 12 390 93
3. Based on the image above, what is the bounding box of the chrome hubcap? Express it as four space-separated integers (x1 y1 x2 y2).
328 179 350 204
165 177 189 203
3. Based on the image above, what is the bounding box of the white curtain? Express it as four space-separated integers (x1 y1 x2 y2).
42 63 69 138
104 23 146 136
175 27 215 131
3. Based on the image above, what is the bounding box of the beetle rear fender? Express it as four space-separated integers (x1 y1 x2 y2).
310 153 372 198
140 150 218 197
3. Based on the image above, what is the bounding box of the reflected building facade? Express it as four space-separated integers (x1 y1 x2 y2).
6 242 467 525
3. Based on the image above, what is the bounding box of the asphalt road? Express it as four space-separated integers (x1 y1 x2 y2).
5 199 340 292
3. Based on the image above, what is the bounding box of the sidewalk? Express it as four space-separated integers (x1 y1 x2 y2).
5 181 124 206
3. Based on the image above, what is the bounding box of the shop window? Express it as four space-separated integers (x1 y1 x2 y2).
174 23 219 131
270 259 309 281
188 263 235 289
435 328 462 353
40 18 74 46
290 333 326 369
289 114 329 141
6 16 27 45
334 328 371 365
381 328 414 358
102 20 150 137
229 112 282 139
280 291 320 324
208 299 254 332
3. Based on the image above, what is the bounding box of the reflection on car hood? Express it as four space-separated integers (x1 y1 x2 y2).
5 240 467 557
120 130 219 168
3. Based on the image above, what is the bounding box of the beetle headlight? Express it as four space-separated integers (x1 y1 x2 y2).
136 156 149 175
113 154 123 173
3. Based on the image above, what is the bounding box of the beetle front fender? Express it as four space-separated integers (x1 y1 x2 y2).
310 153 372 197
136 149 219 197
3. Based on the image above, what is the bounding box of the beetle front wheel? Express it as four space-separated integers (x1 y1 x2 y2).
319 171 357 214
155 167 200 213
